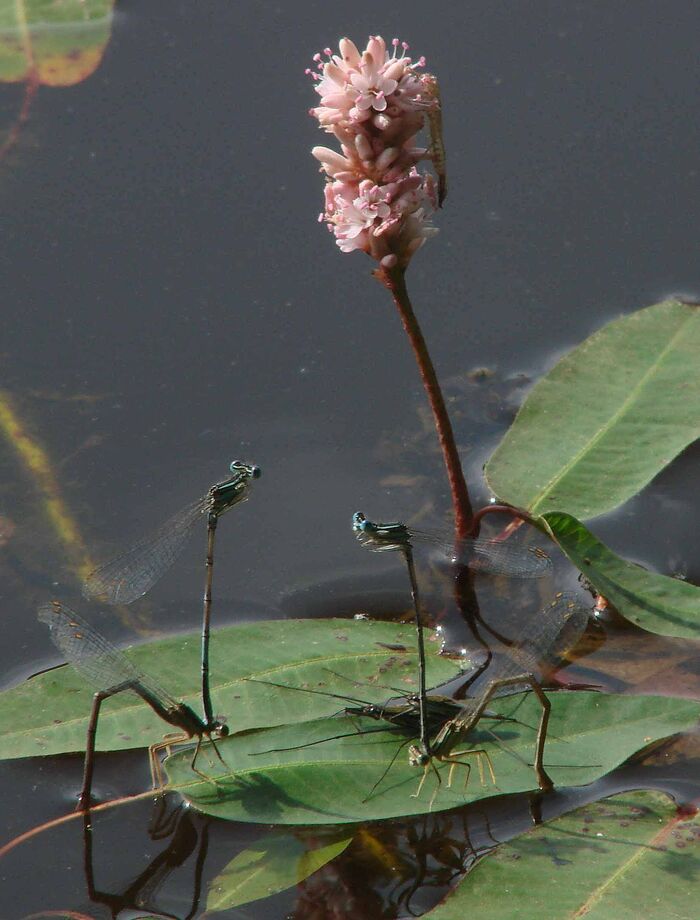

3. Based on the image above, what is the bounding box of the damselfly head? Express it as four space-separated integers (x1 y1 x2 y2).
212 718 229 738
352 511 368 532
352 512 411 552
230 460 262 480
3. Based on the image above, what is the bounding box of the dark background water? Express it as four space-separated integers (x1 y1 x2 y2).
1 1 699 916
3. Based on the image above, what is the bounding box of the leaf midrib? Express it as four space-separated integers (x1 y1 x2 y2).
529 312 694 514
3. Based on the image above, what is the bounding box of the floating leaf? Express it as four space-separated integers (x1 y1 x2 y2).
425 791 699 919
542 511 700 639
207 831 353 911
0 618 460 759
165 692 700 825
0 0 114 87
485 300 700 520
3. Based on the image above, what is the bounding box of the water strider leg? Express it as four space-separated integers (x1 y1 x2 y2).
455 674 553 792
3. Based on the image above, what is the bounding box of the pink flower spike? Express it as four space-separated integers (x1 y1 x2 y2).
309 34 441 267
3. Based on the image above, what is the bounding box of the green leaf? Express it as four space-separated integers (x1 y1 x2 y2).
542 511 700 639
0 618 461 759
485 300 700 519
424 791 699 919
165 692 700 825
0 0 114 86
207 831 353 911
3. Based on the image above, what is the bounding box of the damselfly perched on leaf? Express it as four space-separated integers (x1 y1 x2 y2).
38 600 228 810
84 460 261 726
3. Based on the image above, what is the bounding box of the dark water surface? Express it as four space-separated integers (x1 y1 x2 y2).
1 1 699 916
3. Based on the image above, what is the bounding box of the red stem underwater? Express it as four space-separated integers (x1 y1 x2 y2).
0 75 38 163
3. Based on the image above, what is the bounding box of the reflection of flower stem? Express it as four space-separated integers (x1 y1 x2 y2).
375 263 474 539
0 74 38 163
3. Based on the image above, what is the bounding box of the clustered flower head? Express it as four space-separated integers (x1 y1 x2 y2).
307 35 443 269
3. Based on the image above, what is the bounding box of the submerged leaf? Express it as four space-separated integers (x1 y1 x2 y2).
165 692 700 824
207 831 353 911
542 511 700 639
485 300 700 520
0 618 461 759
0 0 114 87
425 791 699 919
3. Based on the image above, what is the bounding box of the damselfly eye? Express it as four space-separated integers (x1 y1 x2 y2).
251 465 262 479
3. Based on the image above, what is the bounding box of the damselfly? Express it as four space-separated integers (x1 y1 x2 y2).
83 460 261 726
352 513 552 578
38 600 228 810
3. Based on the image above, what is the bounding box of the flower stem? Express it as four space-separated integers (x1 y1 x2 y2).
375 263 473 538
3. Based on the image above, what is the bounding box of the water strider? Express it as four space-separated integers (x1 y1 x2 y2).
406 592 590 804
83 460 261 727
352 511 553 786
38 600 228 810
256 593 589 804
245 673 535 753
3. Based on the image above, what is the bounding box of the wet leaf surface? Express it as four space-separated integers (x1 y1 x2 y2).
0 618 461 758
425 791 700 919
165 692 700 824
485 300 700 520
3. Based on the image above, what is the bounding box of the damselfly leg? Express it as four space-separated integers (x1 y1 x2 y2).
38 601 228 809
83 460 261 730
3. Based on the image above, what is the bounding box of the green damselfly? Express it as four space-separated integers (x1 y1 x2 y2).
38 600 228 809
84 460 261 727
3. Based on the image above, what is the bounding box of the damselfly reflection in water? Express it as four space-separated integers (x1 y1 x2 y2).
38 601 228 810
84 460 261 727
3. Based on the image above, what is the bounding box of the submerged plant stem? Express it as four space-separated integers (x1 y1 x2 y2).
376 264 473 538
